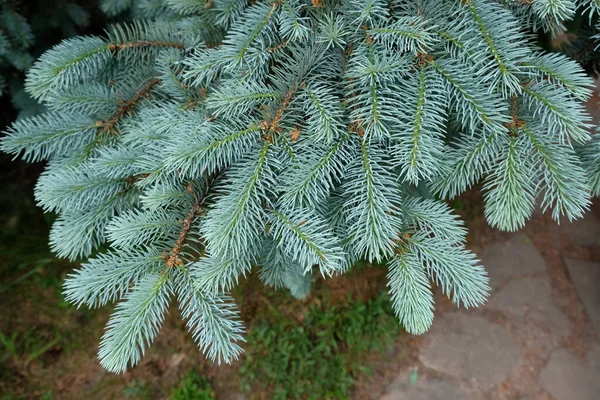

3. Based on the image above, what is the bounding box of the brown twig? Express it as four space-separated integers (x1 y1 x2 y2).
262 83 298 142
164 176 215 268
108 41 184 52
96 78 160 133
503 95 525 135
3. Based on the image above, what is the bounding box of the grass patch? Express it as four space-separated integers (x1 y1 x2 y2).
240 292 402 399
171 371 214 400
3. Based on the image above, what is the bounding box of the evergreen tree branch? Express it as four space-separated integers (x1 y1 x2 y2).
387 250 434 335
269 208 345 276
522 123 591 221
96 78 160 133
173 269 245 364
98 272 172 373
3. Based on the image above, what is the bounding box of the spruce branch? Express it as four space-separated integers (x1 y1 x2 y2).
4 0 598 374
522 123 591 221
165 179 214 268
268 207 345 276
107 39 184 51
63 248 165 308
521 81 592 144
387 249 434 335
98 272 172 373
96 78 160 133
173 269 245 364
483 134 536 231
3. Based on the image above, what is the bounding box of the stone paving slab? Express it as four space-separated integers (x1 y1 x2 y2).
420 313 520 389
540 346 600 400
381 214 600 400
486 277 571 336
479 234 546 290
559 213 600 247
380 375 467 400
565 259 600 338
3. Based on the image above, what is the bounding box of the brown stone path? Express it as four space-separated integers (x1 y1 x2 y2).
380 212 600 400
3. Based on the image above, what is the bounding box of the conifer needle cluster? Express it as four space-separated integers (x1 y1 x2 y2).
2 0 599 373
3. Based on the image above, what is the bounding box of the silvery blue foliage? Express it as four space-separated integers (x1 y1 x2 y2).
2 0 599 373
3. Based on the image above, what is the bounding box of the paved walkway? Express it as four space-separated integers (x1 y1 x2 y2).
380 212 600 400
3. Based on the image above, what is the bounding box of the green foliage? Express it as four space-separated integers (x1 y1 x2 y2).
1 0 600 374
122 380 153 399
171 371 214 400
100 0 176 19
0 330 61 367
1 391 52 400
0 0 93 119
240 293 401 400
